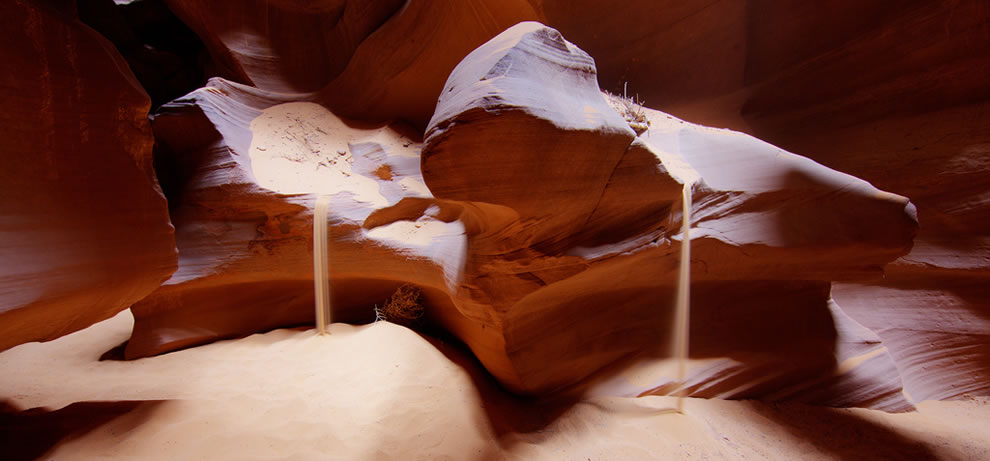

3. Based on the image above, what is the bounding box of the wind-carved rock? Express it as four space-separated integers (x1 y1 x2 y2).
423 25 644 251
406 22 919 407
0 1 177 352
130 22 919 410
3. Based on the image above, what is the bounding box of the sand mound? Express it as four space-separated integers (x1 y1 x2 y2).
2 313 988 460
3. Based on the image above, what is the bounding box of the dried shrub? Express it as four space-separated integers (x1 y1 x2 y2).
605 85 650 136
375 284 424 326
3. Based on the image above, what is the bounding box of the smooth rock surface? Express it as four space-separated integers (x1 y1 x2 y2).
317 0 542 128
0 1 177 352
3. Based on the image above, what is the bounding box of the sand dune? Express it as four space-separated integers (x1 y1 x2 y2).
2 312 988 460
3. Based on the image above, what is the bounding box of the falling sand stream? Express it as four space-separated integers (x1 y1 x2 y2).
247 102 418 337
313 195 332 335
643 124 701 413
673 182 694 412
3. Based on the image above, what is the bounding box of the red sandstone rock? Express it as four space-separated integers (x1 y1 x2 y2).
129 23 919 411
166 0 542 128
544 0 990 402
0 0 982 433
0 1 177 352
556 108 917 411
833 257 990 403
415 22 917 406
164 0 405 93
317 0 542 128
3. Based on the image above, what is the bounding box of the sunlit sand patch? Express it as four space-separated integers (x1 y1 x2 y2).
248 101 425 207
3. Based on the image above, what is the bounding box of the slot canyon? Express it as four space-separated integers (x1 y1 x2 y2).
1 1 989 459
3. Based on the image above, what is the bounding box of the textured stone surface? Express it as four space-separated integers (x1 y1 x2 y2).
0 1 177 352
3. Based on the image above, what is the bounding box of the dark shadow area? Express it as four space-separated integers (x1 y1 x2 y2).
408 277 835 442
149 102 223 216
416 332 578 441
78 0 213 110
121 276 411 359
742 0 990 132
566 278 841 404
99 340 129 361
0 399 166 461
685 280 839 400
749 400 938 460
380 283 583 444
742 0 907 89
411 300 934 460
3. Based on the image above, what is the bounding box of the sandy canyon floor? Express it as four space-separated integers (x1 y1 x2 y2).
1 312 989 460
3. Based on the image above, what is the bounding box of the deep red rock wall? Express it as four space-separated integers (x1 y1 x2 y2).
0 1 177 351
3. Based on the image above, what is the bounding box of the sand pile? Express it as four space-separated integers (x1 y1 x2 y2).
1 312 988 460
